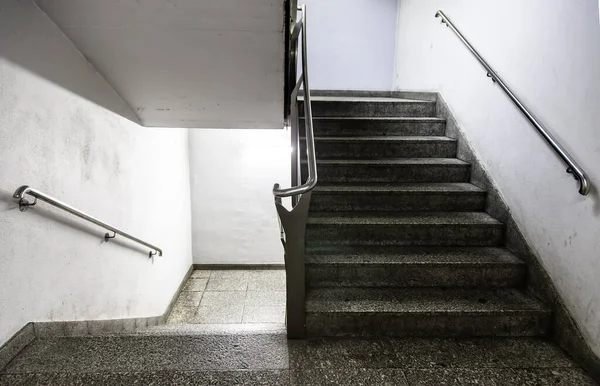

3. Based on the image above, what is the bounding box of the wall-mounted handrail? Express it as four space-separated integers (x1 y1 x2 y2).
13 185 162 257
435 10 590 196
273 4 318 198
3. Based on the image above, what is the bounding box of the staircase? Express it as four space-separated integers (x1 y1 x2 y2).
299 93 551 338
2 93 597 385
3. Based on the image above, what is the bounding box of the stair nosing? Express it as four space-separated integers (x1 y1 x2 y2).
312 183 485 194
299 96 435 103
305 288 550 314
303 158 470 165
307 212 504 226
303 116 446 121
305 309 551 316
306 259 525 266
305 136 456 142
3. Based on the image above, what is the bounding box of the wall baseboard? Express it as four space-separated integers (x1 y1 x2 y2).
435 92 600 383
162 264 194 323
32 264 194 339
0 323 35 370
193 264 285 270
1 264 195 370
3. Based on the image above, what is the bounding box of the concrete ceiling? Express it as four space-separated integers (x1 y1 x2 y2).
36 0 285 129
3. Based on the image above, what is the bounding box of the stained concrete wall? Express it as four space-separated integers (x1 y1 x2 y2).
395 0 600 356
188 129 290 265
301 0 399 90
0 1 193 347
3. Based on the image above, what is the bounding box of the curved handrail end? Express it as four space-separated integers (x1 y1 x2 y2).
578 174 590 196
13 185 31 199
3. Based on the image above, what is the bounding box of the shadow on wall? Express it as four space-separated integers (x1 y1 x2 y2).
0 1 141 125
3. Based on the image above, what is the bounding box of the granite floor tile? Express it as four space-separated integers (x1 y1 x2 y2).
291 368 408 385
199 291 246 308
174 292 204 308
391 337 578 369
167 269 290 324
206 272 249 291
404 368 519 386
288 338 400 369
195 305 244 324
0 373 59 386
511 368 598 386
209 270 250 281
183 278 208 292
191 270 211 279
210 269 252 280
245 291 286 306
248 270 286 291
0 370 291 386
243 306 285 323
166 305 197 324
3 335 597 385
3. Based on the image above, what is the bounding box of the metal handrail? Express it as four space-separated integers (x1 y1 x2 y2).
436 10 590 196
13 185 163 257
273 4 317 198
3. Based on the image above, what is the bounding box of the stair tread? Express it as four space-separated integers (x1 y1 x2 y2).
306 288 549 314
303 116 446 121
305 246 523 265
312 182 484 194
308 136 455 142
307 212 503 226
304 158 469 165
300 96 431 103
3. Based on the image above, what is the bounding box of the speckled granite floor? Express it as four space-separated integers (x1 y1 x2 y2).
167 269 286 325
0 334 597 385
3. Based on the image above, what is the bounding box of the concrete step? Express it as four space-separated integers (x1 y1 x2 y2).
306 212 504 247
305 246 526 288
299 96 436 118
300 117 446 137
305 287 551 337
310 183 486 212
300 136 457 159
302 158 470 183
0 333 290 381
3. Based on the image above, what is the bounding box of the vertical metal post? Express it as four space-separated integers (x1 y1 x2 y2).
290 109 301 208
275 192 311 338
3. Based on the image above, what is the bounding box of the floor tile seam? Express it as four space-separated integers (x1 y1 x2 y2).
193 291 206 316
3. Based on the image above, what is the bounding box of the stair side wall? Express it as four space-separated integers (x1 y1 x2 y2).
436 93 600 382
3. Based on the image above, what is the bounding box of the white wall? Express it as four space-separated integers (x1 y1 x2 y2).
301 0 398 90
0 1 193 347
188 129 290 265
395 0 600 356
